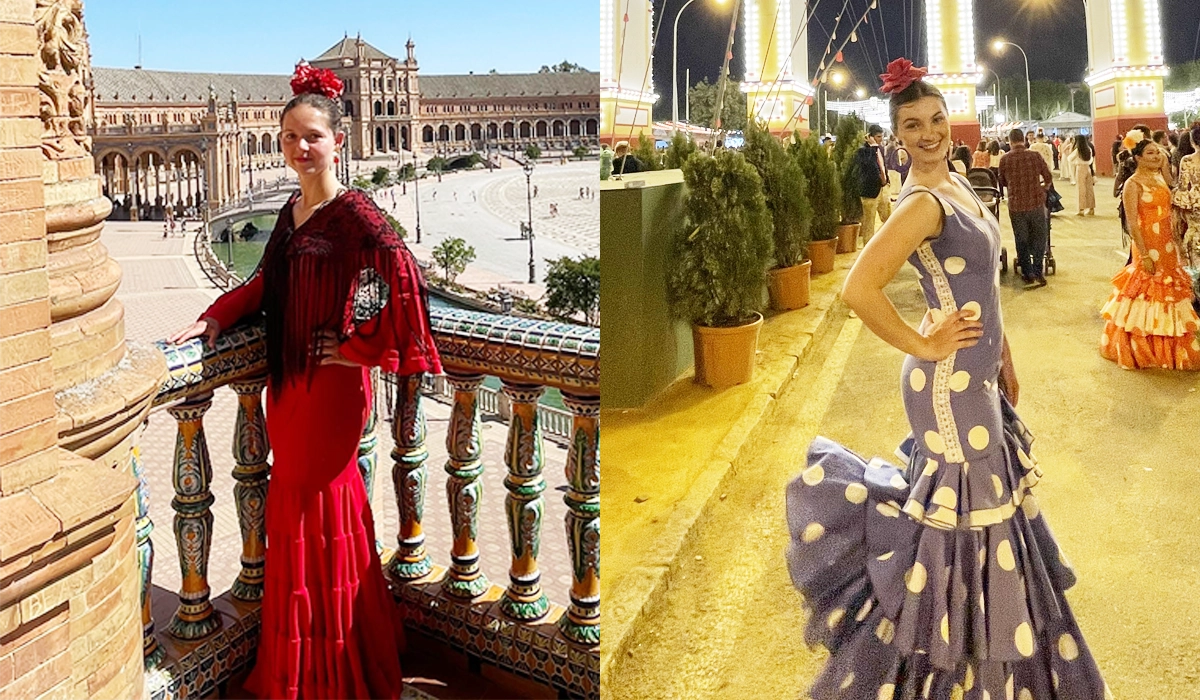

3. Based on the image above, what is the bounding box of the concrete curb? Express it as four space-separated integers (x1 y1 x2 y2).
602 255 857 691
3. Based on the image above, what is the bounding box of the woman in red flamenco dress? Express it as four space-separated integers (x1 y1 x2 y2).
170 63 442 699
1100 138 1200 369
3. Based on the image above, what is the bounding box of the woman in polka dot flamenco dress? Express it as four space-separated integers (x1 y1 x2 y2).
785 59 1110 700
1100 138 1200 369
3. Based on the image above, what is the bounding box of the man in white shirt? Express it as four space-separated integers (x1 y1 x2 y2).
1030 133 1055 173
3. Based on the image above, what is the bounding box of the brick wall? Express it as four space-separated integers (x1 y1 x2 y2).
0 2 147 699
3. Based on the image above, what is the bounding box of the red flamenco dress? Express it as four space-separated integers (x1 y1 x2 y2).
199 188 442 699
1100 174 1200 369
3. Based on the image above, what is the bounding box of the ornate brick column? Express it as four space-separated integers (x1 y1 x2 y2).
42 0 165 469
0 2 162 699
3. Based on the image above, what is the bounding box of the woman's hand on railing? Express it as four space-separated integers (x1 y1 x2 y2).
168 317 221 349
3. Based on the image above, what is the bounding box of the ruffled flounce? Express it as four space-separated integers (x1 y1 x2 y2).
1100 264 1199 337
895 400 1042 531
244 469 405 700
786 429 1109 698
1099 320 1200 370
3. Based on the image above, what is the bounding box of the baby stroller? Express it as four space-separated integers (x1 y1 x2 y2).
966 168 1008 273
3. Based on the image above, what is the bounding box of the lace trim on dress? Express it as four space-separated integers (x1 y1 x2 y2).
915 240 965 463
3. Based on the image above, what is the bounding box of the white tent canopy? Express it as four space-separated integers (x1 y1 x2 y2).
1037 111 1092 132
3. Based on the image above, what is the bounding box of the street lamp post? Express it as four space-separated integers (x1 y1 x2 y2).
993 40 1031 123
413 155 422 244
672 0 700 129
523 160 535 284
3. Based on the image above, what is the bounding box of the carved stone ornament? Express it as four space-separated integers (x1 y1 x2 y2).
36 0 93 159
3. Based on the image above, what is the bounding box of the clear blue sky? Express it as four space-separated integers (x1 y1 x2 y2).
86 0 596 76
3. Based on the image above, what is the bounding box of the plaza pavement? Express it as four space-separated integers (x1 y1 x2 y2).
106 218 578 624
370 160 599 299
604 173 1200 698
217 159 598 302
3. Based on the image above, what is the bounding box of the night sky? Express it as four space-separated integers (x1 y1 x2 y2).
650 0 1200 118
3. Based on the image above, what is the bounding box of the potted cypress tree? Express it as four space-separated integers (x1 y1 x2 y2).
831 115 865 253
742 120 813 310
668 149 773 388
790 133 840 274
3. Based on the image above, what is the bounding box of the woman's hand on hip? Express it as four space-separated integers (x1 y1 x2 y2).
314 330 359 367
168 317 220 349
916 309 983 362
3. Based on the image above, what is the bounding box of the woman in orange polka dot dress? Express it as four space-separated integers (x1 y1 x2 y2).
1101 139 1200 369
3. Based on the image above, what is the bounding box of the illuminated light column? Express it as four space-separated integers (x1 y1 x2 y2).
1084 0 1167 175
600 0 658 146
740 0 812 137
923 0 982 145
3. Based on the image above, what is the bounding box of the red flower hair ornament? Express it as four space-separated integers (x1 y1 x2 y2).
879 58 928 95
290 61 344 100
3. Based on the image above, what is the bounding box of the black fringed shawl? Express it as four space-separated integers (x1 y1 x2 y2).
259 188 442 387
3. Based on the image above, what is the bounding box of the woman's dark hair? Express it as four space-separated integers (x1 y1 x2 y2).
1177 131 1194 162
988 140 1000 156
1190 121 1200 150
1133 123 1152 140
1073 134 1092 161
280 92 343 130
953 145 971 170
1130 138 1156 160
888 79 947 133
977 140 987 152
1168 132 1180 148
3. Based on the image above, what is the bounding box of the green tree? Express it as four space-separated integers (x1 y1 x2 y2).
544 255 599 325
426 156 447 182
831 115 864 224
431 237 476 285
371 166 391 186
741 120 811 268
992 78 1090 121
669 149 772 327
663 131 697 169
573 145 590 160
352 175 373 190
383 212 407 239
1166 59 1200 90
633 132 662 171
539 61 589 73
790 133 841 241
687 78 747 131
396 163 414 181
524 144 542 161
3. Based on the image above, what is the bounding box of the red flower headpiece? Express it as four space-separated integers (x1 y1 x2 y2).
879 58 927 95
290 61 344 100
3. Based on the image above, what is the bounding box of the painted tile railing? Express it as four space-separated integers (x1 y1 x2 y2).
144 308 599 699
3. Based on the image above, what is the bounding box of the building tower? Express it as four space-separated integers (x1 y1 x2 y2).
923 0 982 145
600 0 657 145
740 0 812 137
1085 0 1167 175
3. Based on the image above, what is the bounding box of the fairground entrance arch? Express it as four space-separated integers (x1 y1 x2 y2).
735 0 1166 159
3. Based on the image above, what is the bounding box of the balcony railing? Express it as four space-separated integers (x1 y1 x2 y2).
142 308 599 698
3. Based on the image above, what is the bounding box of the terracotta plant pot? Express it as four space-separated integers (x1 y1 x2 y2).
836 222 861 253
767 260 812 311
808 238 838 274
692 313 764 389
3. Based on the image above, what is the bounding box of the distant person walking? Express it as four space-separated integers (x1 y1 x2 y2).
1173 123 1200 268
998 127 1054 288
855 124 891 244
971 140 990 169
1074 135 1096 216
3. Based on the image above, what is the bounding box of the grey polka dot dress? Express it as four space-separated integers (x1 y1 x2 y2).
786 175 1110 700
